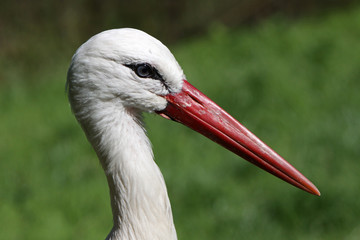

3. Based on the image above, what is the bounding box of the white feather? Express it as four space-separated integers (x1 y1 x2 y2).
67 28 184 240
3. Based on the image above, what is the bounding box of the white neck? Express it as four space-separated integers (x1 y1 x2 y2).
79 101 177 240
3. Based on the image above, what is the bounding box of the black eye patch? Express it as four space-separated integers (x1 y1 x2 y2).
125 63 164 81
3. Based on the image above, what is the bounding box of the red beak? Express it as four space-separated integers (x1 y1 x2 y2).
157 80 320 196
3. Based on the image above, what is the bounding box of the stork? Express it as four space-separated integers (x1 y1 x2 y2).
66 28 320 240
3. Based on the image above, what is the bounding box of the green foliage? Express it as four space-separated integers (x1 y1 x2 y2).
1 6 360 240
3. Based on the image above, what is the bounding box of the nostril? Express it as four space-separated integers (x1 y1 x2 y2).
188 94 204 107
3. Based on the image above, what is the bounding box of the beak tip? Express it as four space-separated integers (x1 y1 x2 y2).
312 187 321 197
304 182 321 196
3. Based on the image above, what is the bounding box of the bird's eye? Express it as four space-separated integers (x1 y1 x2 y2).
125 63 163 81
135 64 153 78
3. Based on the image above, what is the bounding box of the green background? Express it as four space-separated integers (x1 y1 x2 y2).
1 1 359 239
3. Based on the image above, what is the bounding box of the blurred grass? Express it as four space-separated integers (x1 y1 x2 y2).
1 6 360 240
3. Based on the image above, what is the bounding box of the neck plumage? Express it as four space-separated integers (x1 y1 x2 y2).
77 102 177 240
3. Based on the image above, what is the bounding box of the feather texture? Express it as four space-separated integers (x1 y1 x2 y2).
67 28 184 240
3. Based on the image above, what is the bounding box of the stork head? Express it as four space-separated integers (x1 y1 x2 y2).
67 28 184 113
67 28 320 196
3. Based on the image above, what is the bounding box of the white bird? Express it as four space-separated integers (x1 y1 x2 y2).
66 28 320 240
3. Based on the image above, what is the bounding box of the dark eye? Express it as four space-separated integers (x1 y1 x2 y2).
125 63 163 81
135 64 153 78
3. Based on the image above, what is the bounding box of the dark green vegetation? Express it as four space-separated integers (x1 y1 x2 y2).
1 6 360 240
